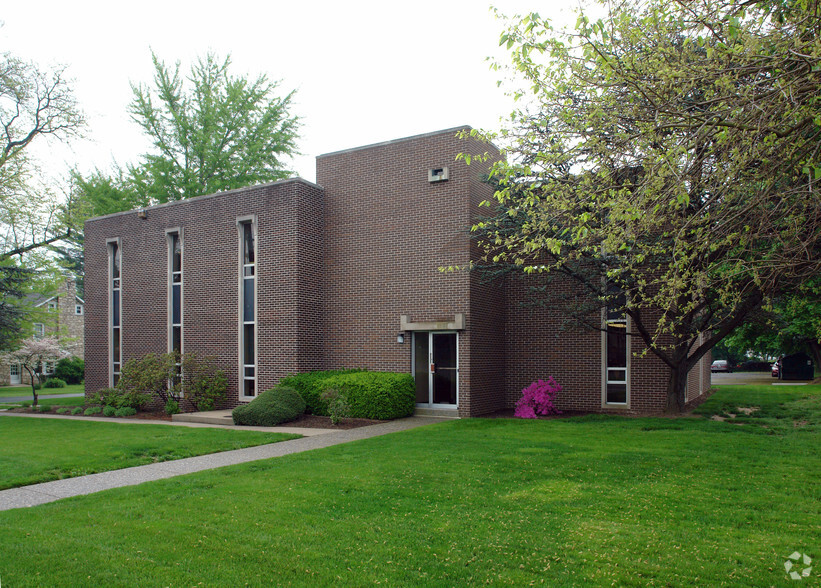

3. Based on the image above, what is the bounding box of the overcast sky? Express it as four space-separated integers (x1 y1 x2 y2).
1 0 574 185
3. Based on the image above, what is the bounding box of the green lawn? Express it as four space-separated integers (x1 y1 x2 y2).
0 417 299 490
0 385 817 586
0 396 86 409
0 383 84 398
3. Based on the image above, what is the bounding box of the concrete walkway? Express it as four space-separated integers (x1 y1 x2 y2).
0 416 445 512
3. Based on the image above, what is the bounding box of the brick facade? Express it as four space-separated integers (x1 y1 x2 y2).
83 126 711 415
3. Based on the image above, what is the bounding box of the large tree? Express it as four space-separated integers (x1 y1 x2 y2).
84 51 299 210
469 0 821 411
0 52 84 260
0 52 84 348
128 52 299 203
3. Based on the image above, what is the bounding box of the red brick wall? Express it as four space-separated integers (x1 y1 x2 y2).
84 180 324 407
317 127 502 416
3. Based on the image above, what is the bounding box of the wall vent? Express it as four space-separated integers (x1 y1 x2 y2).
428 167 449 183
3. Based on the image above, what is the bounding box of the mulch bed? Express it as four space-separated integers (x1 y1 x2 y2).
285 414 385 430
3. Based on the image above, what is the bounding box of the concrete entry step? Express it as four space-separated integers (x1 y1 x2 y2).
414 407 459 419
172 410 234 425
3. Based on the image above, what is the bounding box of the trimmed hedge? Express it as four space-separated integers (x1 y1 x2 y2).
232 386 306 427
279 369 364 415
320 372 415 420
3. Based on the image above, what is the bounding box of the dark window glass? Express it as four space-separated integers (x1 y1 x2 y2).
433 333 457 369
112 243 120 280
414 333 430 403
243 223 255 264
113 290 120 327
172 284 181 325
113 373 120 387
606 324 627 368
607 383 627 404
172 326 181 354
244 366 255 378
244 324 255 365
244 266 255 277
113 329 120 363
171 234 181 273
243 278 255 322
244 379 256 397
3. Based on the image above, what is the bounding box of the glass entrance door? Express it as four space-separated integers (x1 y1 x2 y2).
413 332 458 406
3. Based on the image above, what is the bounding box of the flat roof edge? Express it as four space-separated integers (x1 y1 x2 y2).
317 126 478 159
84 177 321 223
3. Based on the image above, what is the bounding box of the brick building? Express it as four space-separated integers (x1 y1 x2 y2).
84 127 710 416
1 277 85 386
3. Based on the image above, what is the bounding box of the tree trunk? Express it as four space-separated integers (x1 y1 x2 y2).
665 365 688 414
808 340 821 378
24 366 38 407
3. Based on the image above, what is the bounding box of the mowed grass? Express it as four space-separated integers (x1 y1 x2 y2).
0 417 300 490
0 385 818 586
0 383 84 397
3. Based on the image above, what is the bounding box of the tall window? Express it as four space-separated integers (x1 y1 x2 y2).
239 219 256 398
168 230 183 386
109 240 122 386
604 290 628 405
33 323 45 338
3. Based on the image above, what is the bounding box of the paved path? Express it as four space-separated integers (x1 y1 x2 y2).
0 392 84 403
0 416 445 512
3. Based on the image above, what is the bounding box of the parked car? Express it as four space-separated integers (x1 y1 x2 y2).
711 360 732 373
772 362 780 378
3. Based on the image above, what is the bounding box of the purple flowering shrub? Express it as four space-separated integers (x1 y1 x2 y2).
514 377 562 418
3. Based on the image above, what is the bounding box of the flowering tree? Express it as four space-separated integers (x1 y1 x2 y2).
1 336 69 406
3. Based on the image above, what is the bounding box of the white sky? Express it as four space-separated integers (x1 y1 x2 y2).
1 0 575 185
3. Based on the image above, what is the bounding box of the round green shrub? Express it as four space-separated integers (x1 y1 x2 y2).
319 372 415 420
232 385 306 426
84 406 102 416
71 407 83 415
115 407 137 417
54 356 84 385
56 407 71 414
37 404 51 413
43 377 67 388
102 405 116 417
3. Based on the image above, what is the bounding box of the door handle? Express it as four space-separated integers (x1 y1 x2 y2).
430 363 436 372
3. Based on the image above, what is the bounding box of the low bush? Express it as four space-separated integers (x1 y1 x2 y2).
71 407 83 415
43 378 67 389
91 387 151 410
514 378 562 418
115 407 137 417
56 407 71 415
279 369 365 415
165 399 180 416
180 353 227 411
37 404 51 413
321 388 351 425
84 406 102 416
232 386 306 426
102 406 116 417
54 356 84 385
319 372 415 420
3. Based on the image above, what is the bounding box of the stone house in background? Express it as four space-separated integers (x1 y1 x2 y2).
83 127 711 416
0 276 85 386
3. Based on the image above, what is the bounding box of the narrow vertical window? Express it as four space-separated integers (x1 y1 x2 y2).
168 230 183 389
239 220 256 398
109 240 122 387
603 289 628 405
